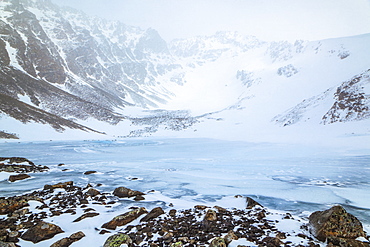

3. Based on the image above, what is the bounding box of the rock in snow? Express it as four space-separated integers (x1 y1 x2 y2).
113 186 146 198
309 205 367 245
21 221 64 243
101 207 148 230
50 231 85 247
8 173 30 182
103 233 133 247
0 169 369 246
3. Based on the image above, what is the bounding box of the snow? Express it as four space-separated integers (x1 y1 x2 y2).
1 138 369 246
0 114 106 142
4 41 26 72
0 4 369 245
0 171 16 181
17 94 34 106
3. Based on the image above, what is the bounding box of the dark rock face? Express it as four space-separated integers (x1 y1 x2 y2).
273 69 370 128
323 72 370 124
0 131 19 139
102 207 148 230
21 221 64 243
0 0 184 138
309 205 366 242
113 186 145 198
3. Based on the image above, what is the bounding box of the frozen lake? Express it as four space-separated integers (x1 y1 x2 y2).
1 138 370 226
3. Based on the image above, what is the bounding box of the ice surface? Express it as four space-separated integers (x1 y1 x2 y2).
1 138 369 216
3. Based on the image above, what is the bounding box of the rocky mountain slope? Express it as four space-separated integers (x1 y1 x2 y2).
0 0 184 138
1 0 369 143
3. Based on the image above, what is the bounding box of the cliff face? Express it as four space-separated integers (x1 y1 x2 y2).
0 0 184 133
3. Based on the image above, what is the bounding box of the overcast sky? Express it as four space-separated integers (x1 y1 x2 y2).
51 0 370 42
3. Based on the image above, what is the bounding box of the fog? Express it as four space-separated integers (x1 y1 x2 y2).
51 0 370 42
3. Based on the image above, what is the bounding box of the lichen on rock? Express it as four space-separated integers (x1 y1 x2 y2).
309 205 366 242
103 233 132 247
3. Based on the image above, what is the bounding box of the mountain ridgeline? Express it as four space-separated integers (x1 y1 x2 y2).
0 0 369 140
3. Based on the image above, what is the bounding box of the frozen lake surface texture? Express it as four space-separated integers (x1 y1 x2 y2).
1 138 370 243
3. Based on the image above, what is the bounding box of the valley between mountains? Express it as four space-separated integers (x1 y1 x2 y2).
0 0 369 147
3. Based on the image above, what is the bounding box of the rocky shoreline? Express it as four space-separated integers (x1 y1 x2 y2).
0 157 369 247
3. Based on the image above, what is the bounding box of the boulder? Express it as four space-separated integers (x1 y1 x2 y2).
194 205 209 210
260 236 283 246
10 208 29 218
103 233 132 247
7 230 21 242
83 171 97 175
170 242 183 247
50 231 85 247
0 195 43 215
8 174 30 182
113 186 145 198
44 181 73 191
102 207 148 230
224 230 238 245
246 197 262 209
309 205 366 242
85 188 101 197
327 237 370 247
21 221 64 243
209 237 226 247
0 198 28 215
73 212 100 222
204 209 217 221
0 241 17 247
134 195 145 201
203 209 217 231
140 207 164 222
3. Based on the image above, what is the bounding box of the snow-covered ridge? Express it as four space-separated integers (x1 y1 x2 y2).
0 0 370 144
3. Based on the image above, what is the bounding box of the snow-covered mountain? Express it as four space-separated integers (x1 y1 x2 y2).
164 34 370 146
0 0 184 134
1 0 369 146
